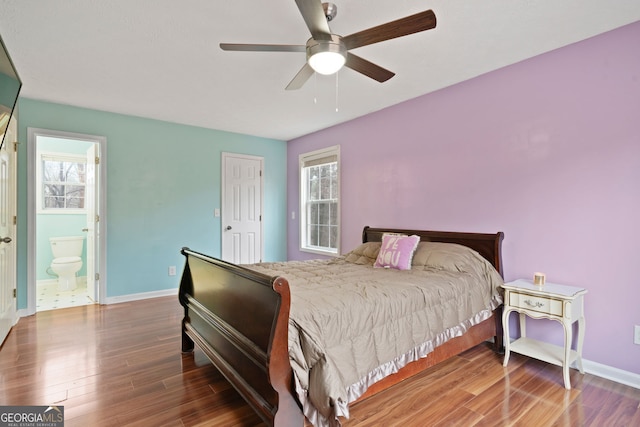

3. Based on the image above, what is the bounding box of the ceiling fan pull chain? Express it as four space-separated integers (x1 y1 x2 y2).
314 72 318 104
335 71 339 112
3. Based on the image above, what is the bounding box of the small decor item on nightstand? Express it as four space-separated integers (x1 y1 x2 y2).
533 272 546 286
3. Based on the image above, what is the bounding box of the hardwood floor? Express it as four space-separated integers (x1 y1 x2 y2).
1 296 638 426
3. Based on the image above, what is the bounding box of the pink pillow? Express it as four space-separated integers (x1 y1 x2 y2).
374 234 420 270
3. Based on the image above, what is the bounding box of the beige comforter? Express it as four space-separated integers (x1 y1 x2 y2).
248 241 503 426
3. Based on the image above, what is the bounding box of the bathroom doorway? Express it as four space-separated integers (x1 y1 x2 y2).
27 128 106 313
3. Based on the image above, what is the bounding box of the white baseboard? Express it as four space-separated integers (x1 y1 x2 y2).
37 276 88 287
582 359 640 389
104 288 178 305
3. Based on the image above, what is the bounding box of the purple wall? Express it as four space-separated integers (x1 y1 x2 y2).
287 22 640 374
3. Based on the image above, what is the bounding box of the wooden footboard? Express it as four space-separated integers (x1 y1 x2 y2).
179 248 303 426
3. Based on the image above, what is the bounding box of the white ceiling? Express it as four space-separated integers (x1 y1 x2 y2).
1 0 639 141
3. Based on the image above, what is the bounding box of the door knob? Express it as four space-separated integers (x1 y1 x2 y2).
0 236 11 244
226 226 232 231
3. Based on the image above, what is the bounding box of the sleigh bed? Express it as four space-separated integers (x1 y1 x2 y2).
179 226 504 426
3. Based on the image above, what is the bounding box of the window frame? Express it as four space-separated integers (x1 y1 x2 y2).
36 150 87 214
299 145 340 256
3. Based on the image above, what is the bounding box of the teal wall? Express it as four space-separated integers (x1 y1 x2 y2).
16 98 288 308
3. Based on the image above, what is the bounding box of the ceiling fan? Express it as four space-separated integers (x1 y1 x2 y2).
220 0 437 90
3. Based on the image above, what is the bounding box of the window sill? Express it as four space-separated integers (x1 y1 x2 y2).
37 209 87 215
300 247 340 258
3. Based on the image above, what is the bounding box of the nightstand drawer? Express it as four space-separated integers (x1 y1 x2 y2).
508 292 563 316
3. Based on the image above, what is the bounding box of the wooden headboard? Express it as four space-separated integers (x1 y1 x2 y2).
362 226 504 277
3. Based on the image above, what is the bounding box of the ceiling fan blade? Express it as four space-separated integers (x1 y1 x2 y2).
220 43 306 52
345 53 395 83
295 0 332 41
285 63 315 90
343 10 436 50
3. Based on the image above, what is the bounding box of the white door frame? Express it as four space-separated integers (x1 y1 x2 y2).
0 113 17 343
85 143 98 302
221 152 264 263
26 128 107 315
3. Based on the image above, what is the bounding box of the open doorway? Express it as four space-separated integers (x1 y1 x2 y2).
27 128 106 314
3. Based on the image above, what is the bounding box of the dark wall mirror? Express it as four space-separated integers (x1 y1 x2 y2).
0 34 22 150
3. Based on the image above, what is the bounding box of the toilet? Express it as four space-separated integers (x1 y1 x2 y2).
49 236 84 291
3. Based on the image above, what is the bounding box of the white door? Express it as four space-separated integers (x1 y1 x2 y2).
221 153 263 264
0 115 17 344
85 144 98 302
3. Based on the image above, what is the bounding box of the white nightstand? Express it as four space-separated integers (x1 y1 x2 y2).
502 279 587 389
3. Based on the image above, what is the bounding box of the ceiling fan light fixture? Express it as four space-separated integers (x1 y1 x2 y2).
307 36 347 75
309 51 345 75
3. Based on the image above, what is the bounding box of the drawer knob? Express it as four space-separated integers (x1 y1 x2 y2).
524 299 544 308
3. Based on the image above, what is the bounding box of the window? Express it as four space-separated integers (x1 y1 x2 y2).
38 153 86 212
299 146 340 255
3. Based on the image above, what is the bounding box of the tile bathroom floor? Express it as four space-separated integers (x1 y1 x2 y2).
36 281 95 311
